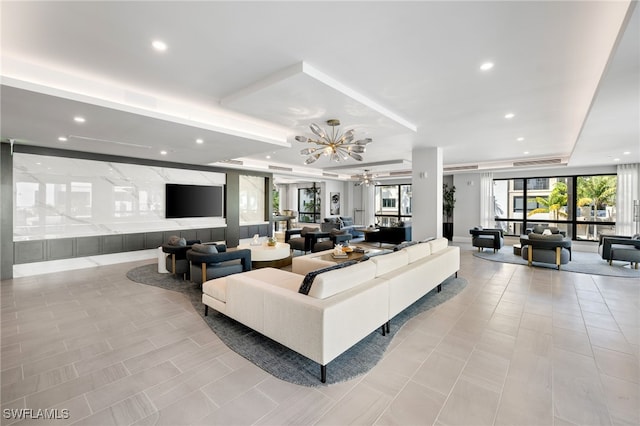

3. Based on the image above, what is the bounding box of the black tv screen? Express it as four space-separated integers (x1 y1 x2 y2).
165 184 225 218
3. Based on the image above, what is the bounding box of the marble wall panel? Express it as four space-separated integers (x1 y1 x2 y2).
13 154 226 241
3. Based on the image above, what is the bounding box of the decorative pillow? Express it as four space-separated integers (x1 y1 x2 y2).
631 234 640 240
337 218 345 228
542 229 552 236
474 226 483 230
397 221 405 227
168 235 187 246
330 228 347 236
300 226 318 236
298 261 358 295
393 241 418 251
548 227 560 234
528 233 564 241
340 216 354 227
532 225 545 234
192 243 218 254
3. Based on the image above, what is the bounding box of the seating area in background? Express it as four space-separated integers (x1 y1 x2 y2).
186 243 252 284
364 223 412 246
323 216 364 237
520 225 572 270
162 236 252 284
312 228 353 252
469 227 504 253
161 236 201 279
285 226 321 253
599 234 640 269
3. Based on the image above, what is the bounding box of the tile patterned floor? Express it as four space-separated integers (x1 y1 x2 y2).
1 243 638 425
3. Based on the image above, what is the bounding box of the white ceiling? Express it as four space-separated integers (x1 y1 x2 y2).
1 1 638 181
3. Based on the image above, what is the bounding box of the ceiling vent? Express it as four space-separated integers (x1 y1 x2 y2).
389 170 412 177
268 165 293 172
444 164 479 172
512 158 564 167
218 159 243 166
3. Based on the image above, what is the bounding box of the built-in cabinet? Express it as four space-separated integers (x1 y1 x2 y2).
12 227 227 264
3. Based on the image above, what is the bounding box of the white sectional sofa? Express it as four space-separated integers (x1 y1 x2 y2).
202 238 460 382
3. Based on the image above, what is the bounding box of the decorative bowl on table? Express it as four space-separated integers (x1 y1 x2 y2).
342 246 353 253
267 237 277 247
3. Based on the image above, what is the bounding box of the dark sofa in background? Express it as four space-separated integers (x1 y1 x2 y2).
365 225 412 245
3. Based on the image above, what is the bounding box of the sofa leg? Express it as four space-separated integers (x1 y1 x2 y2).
204 305 208 316
609 259 613 266
320 365 326 383
381 325 386 336
386 321 390 334
455 271 458 278
437 283 442 292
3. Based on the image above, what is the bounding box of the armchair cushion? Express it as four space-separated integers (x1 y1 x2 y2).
340 216 354 227
167 235 186 246
300 226 319 236
192 243 218 254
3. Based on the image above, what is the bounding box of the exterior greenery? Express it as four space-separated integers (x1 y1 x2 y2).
577 175 616 209
443 183 456 222
528 181 568 220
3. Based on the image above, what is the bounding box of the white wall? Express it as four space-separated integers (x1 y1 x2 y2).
453 173 481 240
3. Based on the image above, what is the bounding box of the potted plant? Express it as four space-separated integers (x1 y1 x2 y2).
443 183 456 241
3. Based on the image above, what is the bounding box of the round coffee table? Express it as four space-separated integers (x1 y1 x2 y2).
237 242 292 269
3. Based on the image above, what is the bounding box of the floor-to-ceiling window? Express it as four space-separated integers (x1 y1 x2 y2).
374 184 412 226
494 174 616 241
298 184 321 223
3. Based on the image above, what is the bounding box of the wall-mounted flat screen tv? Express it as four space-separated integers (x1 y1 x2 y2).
165 184 225 218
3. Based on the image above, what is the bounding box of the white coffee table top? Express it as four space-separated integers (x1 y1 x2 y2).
237 242 290 262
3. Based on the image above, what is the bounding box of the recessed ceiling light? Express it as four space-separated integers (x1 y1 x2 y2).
504 113 515 119
480 62 494 71
160 150 167 155
58 136 68 142
36 162 41 165
517 137 524 142
623 151 631 155
74 116 85 123
613 158 620 162
266 155 271 159
523 151 529 155
152 40 167 52
196 138 204 144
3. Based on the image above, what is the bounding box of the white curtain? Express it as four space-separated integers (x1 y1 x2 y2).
617 163 640 235
480 172 494 228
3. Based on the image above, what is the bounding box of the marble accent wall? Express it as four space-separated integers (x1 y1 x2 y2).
238 175 266 225
13 153 226 241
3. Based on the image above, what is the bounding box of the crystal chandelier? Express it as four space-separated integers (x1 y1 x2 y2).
355 170 380 187
295 119 372 165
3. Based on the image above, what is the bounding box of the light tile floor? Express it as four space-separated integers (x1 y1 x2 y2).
1 243 638 425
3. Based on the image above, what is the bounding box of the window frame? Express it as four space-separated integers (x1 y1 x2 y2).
494 174 616 241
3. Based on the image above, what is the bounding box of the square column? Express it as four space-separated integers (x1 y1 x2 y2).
411 147 443 240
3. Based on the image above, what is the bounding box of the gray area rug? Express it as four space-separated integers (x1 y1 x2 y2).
126 264 467 386
473 247 640 277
